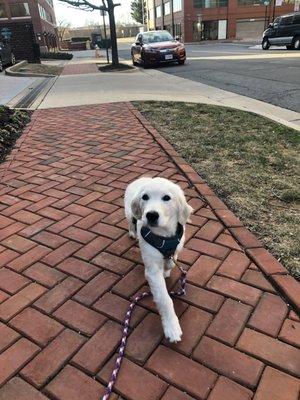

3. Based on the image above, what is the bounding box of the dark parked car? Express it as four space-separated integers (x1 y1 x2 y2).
262 12 300 50
131 30 186 68
0 41 15 72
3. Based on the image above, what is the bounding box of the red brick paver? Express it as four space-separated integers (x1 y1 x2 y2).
0 103 299 400
61 63 99 75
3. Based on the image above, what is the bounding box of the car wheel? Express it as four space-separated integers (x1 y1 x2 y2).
0 58 3 72
292 37 300 50
178 60 185 65
262 38 270 50
142 57 149 69
11 53 16 65
131 54 136 66
286 45 292 50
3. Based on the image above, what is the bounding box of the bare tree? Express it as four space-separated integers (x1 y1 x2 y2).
57 19 71 41
58 0 120 65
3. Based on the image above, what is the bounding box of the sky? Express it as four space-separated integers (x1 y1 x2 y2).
53 0 134 27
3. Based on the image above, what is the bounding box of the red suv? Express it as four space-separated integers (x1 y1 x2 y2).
131 30 186 68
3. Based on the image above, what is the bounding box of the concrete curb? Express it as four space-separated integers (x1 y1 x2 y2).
5 60 55 78
128 102 300 313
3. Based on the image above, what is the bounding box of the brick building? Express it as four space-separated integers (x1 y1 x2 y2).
0 0 58 57
146 0 297 41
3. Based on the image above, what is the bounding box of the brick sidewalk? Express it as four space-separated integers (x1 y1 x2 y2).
0 103 299 400
61 63 99 75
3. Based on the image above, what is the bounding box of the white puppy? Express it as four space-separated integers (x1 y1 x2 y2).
124 177 193 342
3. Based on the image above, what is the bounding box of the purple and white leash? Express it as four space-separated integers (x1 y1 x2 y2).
101 264 187 400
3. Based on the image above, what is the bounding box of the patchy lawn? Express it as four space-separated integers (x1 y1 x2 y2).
134 101 300 279
0 106 31 163
17 63 63 75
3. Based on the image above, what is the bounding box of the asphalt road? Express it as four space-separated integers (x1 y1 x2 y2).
118 42 300 112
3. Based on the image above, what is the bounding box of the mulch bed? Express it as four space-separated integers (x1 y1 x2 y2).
0 106 31 164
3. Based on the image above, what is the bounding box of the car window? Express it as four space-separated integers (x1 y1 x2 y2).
281 16 293 25
142 31 173 44
273 17 281 27
293 14 300 24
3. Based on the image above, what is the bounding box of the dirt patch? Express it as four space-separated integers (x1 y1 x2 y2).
17 63 63 76
98 63 135 72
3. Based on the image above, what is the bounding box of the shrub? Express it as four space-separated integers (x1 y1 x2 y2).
41 52 73 60
0 106 30 163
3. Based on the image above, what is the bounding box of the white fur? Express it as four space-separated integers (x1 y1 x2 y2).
124 177 193 342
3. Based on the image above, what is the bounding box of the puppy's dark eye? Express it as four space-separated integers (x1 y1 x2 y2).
162 195 171 201
142 194 149 201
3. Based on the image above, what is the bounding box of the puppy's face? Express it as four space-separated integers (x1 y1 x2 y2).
131 179 193 230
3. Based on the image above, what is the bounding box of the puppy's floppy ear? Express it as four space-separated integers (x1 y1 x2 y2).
131 195 142 220
177 191 193 225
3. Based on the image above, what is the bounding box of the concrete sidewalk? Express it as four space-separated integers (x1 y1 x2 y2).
0 74 42 105
0 103 299 400
37 64 300 131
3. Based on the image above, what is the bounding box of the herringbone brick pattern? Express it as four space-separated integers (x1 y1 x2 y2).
0 103 299 400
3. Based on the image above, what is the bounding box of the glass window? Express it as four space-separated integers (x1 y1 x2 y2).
237 0 261 5
194 0 227 7
164 2 170 15
142 30 173 43
174 23 182 35
10 2 30 17
293 14 300 24
0 2 7 18
173 0 182 12
38 3 52 23
281 16 293 25
155 5 161 17
148 7 155 20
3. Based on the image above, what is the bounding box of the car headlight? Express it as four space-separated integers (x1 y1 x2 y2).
176 44 185 51
144 47 157 53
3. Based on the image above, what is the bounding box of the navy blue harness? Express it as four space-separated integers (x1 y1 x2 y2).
140 223 184 259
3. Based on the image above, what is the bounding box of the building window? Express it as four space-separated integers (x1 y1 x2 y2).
10 2 30 17
164 2 170 15
173 0 182 12
0 2 7 18
155 5 161 17
237 0 261 4
194 0 227 7
174 23 182 36
45 0 53 7
38 3 53 23
148 7 155 21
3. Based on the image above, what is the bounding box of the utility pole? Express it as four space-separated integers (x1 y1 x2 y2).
272 0 276 21
171 0 175 37
142 0 145 31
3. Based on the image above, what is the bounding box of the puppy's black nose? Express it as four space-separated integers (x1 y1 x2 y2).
146 211 159 224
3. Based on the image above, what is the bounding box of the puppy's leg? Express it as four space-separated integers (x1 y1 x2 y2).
145 264 182 342
128 217 137 239
163 258 175 278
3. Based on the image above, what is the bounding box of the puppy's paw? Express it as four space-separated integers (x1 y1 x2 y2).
163 318 182 343
128 230 137 239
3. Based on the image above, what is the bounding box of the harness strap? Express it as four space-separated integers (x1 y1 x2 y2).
141 223 184 258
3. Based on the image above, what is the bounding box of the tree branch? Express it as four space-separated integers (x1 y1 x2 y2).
59 0 120 11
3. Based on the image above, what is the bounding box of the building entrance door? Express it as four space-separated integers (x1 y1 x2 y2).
201 20 218 40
